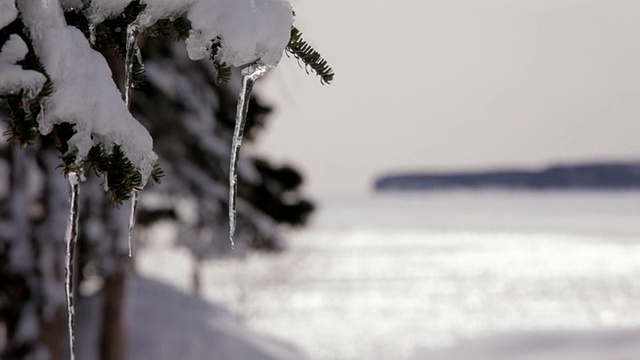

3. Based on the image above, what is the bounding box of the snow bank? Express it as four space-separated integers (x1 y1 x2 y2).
17 0 157 180
76 276 306 360
129 276 304 360
417 328 640 360
0 34 46 97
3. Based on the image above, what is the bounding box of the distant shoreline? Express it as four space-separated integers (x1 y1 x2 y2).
374 162 640 192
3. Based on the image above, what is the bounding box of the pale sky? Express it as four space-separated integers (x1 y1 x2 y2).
252 0 640 196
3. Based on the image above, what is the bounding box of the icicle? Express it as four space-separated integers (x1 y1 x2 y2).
128 190 139 257
88 23 96 46
123 13 151 255
64 171 81 360
229 63 273 248
124 23 140 108
124 13 151 107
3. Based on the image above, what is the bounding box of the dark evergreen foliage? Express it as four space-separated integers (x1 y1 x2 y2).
0 5 326 357
287 26 334 84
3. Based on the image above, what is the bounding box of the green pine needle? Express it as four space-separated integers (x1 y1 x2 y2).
286 27 334 85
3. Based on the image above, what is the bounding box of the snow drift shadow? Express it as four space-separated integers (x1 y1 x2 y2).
417 328 640 360
77 275 305 360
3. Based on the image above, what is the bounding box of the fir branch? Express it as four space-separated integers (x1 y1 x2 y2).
1 96 38 146
105 145 143 204
87 144 164 201
0 19 54 146
286 26 334 85
146 17 192 41
150 164 165 184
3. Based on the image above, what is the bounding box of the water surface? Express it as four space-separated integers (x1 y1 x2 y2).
144 191 640 359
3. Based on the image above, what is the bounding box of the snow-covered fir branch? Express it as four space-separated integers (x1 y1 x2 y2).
0 0 328 358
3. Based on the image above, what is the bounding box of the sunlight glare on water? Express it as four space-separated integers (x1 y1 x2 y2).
143 191 640 359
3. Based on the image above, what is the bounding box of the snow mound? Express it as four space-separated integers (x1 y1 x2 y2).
129 276 306 360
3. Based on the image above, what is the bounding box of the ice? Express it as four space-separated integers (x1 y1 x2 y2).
88 23 96 46
64 171 81 360
228 63 272 248
0 0 18 30
128 191 139 256
124 15 147 107
123 14 150 256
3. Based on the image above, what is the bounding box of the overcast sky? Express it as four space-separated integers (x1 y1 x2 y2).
252 0 640 196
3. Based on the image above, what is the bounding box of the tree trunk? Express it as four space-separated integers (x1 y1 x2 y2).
192 256 202 296
99 268 128 360
40 308 67 360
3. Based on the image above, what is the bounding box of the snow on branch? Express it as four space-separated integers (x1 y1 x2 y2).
82 0 293 67
17 0 157 183
3 0 329 199
0 0 18 30
0 34 46 98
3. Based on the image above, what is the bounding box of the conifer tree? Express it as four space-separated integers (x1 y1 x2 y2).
0 0 332 358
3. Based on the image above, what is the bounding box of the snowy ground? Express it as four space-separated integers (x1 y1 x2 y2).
138 191 640 359
77 275 305 360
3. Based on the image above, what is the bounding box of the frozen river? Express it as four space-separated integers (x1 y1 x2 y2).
140 191 640 359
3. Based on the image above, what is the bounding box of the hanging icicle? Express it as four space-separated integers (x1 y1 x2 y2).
228 63 273 248
123 13 151 255
64 171 81 360
88 23 96 46
128 190 139 257
124 18 144 107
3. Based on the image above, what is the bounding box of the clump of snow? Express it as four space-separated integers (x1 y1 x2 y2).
0 34 46 97
17 0 157 181
186 0 293 67
252 0 294 65
0 0 18 30
0 34 28 64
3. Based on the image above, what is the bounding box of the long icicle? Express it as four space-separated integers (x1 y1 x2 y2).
229 64 272 248
128 191 139 257
123 14 149 256
124 20 142 108
64 171 81 360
